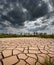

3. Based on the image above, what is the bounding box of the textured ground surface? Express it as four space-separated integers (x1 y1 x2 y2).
0 37 54 65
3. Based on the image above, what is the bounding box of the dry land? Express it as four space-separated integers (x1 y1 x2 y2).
0 37 54 65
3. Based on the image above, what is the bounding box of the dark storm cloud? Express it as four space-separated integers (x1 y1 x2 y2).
0 2 31 27
19 0 48 19
0 0 49 27
1 12 25 26
0 0 54 34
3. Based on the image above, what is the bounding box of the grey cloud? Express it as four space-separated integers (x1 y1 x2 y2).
28 25 47 32
34 23 40 26
0 0 54 34
19 0 48 19
51 21 54 25
0 0 31 27
0 0 49 27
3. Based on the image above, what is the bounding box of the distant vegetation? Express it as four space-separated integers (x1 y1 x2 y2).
0 33 54 38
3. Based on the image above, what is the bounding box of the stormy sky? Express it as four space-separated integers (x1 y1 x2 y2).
0 0 54 34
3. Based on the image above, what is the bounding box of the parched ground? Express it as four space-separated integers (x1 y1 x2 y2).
0 37 54 65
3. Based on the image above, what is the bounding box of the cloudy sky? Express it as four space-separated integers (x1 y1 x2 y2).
0 0 54 34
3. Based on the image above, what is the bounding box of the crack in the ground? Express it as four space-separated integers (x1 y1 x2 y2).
0 38 54 65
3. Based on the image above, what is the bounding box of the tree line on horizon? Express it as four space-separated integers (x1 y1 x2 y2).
0 32 54 38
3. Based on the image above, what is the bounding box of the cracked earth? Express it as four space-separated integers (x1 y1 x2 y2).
0 37 54 65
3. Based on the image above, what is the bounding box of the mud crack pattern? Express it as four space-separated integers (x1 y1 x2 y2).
0 38 54 65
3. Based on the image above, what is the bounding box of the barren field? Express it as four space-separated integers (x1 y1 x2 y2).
0 37 54 65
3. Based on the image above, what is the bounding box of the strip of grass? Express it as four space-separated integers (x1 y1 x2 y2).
0 33 54 38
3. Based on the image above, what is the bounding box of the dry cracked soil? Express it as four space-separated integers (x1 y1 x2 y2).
0 37 54 65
